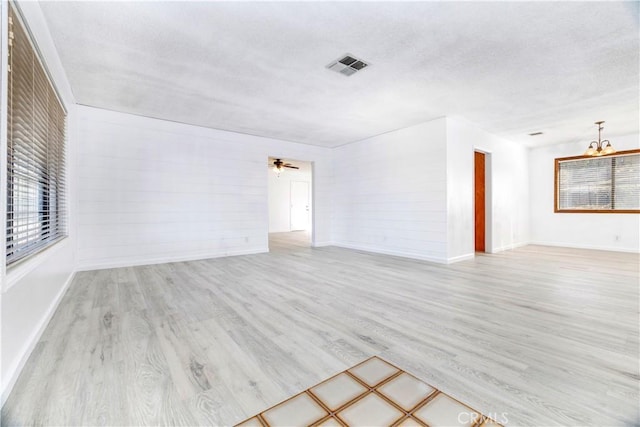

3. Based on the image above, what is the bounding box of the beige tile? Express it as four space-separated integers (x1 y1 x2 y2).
310 372 368 411
377 372 435 411
234 416 264 427
348 357 399 387
316 416 344 427
413 394 479 427
395 416 425 427
262 393 328 427
337 393 404 427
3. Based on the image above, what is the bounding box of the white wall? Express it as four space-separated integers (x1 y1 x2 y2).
332 119 449 262
331 117 530 263
529 133 640 252
446 117 530 259
268 163 312 232
0 1 77 404
75 106 333 270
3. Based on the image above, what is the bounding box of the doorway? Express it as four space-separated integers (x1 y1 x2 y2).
267 157 313 250
474 151 486 252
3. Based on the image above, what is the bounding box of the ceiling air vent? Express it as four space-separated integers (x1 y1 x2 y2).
326 54 369 76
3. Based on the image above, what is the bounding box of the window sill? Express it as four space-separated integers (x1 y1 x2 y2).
3 237 70 293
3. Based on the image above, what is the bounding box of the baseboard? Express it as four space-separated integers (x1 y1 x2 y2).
312 241 334 248
446 253 475 263
1 271 76 406
490 241 530 254
76 247 269 271
528 241 640 254
332 242 448 264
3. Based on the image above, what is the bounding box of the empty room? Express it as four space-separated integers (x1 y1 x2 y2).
1 1 639 426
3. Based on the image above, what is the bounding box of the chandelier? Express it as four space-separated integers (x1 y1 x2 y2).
584 121 615 156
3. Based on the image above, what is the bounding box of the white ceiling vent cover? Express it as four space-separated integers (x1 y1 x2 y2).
326 54 369 76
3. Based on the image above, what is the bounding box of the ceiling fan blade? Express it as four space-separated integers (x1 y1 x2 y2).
284 165 299 169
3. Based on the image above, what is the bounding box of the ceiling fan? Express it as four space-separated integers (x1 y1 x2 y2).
271 158 299 174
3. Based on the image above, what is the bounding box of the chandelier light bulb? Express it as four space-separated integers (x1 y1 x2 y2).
584 146 596 156
602 143 615 155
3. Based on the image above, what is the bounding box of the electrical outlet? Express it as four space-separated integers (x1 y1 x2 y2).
614 235 620 242
244 237 249 243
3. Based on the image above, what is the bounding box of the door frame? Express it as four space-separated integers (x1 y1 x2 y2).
473 149 493 253
266 156 315 249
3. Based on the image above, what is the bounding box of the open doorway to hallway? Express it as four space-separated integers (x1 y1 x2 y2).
267 157 313 250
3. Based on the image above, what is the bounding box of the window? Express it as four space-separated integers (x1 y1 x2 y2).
6 5 67 265
555 150 640 213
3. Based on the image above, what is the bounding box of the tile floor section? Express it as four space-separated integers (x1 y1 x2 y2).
236 356 504 427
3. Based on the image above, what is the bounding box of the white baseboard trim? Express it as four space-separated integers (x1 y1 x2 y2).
1 271 76 407
490 241 530 254
312 241 334 248
76 247 269 271
332 242 448 264
528 241 640 254
446 253 475 263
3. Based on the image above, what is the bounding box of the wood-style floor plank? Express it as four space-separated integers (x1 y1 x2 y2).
2 232 638 426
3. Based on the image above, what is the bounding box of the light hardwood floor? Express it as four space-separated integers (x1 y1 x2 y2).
2 233 639 426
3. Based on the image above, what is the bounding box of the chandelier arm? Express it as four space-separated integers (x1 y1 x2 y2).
583 122 614 156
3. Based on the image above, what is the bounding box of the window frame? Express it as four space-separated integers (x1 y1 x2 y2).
554 149 640 214
5 2 68 267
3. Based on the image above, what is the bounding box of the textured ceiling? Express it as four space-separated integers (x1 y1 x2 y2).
40 1 639 148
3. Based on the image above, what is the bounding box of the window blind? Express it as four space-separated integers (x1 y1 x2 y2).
556 151 640 212
612 154 640 210
6 5 67 265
